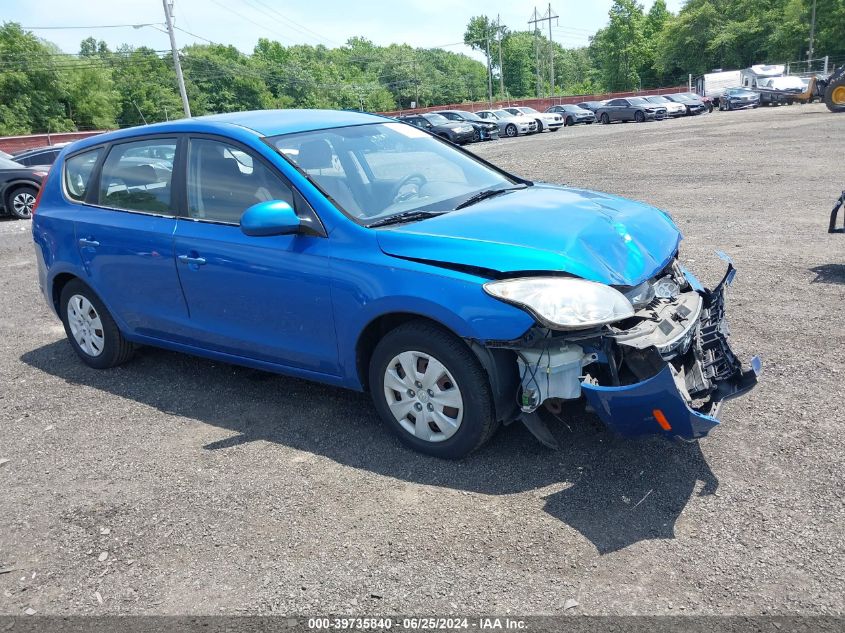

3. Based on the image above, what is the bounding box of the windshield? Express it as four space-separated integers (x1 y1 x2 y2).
271 122 515 225
454 111 482 122
519 107 539 114
493 109 514 118
423 113 449 125
648 96 669 103
0 156 24 169
628 97 648 105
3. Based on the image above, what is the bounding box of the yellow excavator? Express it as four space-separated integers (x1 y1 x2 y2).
821 65 845 113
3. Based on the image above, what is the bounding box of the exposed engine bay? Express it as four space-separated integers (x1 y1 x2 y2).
486 254 760 444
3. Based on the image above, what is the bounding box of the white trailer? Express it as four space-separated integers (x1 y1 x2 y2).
694 70 742 105
740 64 786 89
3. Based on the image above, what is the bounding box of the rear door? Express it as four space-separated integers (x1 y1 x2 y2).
172 136 337 374
71 136 189 339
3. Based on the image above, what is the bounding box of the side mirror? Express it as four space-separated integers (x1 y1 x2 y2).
240 200 300 237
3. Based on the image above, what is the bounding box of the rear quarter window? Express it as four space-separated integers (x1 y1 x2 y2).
64 148 103 202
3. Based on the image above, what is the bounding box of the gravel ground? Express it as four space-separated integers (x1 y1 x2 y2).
1 103 843 617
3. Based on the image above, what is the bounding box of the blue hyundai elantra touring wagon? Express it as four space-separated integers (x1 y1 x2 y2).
32 109 759 458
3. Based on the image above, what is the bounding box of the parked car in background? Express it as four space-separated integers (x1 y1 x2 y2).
0 150 13 160
32 109 758 458
644 95 687 117
396 113 475 145
545 104 596 126
13 143 69 169
0 155 46 219
475 109 537 137
502 106 562 132
664 94 708 115
576 101 606 114
719 87 761 111
596 97 667 124
678 92 713 112
433 110 499 141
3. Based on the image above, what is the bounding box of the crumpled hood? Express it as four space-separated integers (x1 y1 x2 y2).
376 184 682 286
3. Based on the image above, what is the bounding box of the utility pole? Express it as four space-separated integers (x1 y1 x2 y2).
162 0 191 118
497 14 505 100
485 29 493 106
413 56 420 108
529 8 542 98
529 6 558 98
808 0 817 66
547 4 558 97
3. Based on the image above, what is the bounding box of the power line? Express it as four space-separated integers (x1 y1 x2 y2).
23 23 165 30
207 0 292 42
173 26 215 45
244 0 341 46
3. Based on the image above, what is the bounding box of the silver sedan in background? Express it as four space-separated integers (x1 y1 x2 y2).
475 109 538 137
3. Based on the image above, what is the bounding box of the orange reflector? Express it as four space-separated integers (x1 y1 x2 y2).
653 409 672 431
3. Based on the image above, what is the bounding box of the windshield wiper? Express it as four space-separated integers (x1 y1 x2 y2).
366 210 449 228
455 185 526 210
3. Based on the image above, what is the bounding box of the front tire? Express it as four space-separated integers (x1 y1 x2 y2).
601 113 610 124
60 279 134 369
536 120 544 132
635 111 645 123
505 124 518 137
369 320 497 459
565 116 574 127
6 185 38 219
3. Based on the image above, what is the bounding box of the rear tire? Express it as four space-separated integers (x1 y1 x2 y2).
825 78 845 113
60 279 134 369
369 320 498 459
6 185 38 220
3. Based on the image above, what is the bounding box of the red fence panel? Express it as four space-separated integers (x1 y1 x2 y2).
0 131 108 155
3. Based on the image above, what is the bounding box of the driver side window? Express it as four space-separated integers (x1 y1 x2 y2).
186 138 294 224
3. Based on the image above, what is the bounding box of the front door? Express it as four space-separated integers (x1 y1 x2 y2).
72 138 189 339
172 137 338 375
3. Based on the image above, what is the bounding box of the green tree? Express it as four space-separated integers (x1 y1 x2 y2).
591 0 647 91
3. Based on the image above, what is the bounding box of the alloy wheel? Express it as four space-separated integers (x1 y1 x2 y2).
382 350 464 443
67 294 105 357
11 191 36 219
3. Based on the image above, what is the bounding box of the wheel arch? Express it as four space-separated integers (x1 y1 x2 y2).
355 311 521 424
1 179 40 204
356 312 460 392
51 272 81 314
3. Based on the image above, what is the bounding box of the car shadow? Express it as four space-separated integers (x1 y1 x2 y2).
809 264 845 284
21 340 719 554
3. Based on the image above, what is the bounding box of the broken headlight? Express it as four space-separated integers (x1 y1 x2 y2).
483 277 635 330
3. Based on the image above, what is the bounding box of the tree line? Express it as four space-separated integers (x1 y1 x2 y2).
1 0 843 135
468 0 844 97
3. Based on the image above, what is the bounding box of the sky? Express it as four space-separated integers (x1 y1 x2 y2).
3 0 685 60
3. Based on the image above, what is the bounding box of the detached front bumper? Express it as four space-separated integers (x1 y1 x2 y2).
582 260 760 440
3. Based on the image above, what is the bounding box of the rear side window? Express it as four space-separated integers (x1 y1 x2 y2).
98 139 177 214
64 148 103 202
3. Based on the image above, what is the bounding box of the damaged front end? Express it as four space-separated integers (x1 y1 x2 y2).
489 254 760 443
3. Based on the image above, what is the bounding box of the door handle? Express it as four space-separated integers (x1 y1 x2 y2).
78 238 99 248
178 254 207 266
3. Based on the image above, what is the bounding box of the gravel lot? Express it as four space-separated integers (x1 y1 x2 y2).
1 103 843 617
